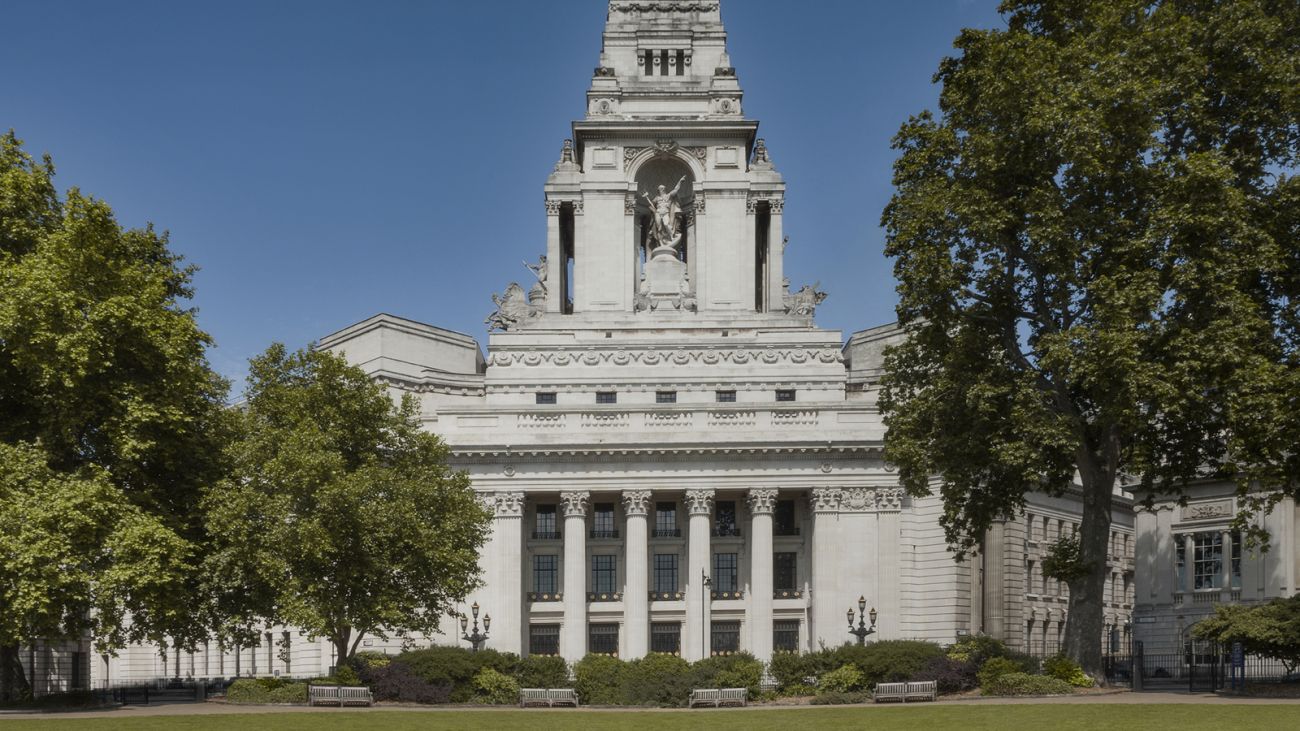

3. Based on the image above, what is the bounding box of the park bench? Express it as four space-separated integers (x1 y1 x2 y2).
519 688 580 707
688 687 747 707
307 684 373 707
873 680 937 703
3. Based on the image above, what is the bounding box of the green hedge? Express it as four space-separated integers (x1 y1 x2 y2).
981 672 1075 696
574 654 627 705
397 647 520 703
225 679 309 704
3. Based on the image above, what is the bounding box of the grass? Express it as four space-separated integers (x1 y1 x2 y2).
1 705 1296 731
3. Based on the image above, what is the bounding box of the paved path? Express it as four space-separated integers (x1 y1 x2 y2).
2 691 1298 721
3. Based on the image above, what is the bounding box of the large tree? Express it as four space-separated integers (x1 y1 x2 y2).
202 344 491 665
879 0 1298 675
0 131 230 698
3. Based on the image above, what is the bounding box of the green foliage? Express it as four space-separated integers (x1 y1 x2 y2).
834 640 946 687
516 655 570 689
225 679 308 705
981 672 1075 697
818 664 865 694
350 651 391 671
976 657 1023 689
573 654 628 705
334 666 361 687
809 690 870 705
201 345 492 663
472 667 519 705
768 651 821 693
397 647 518 703
621 653 691 707
1193 595 1300 674
783 683 816 697
879 0 1300 673
688 652 763 697
946 636 1008 665
1042 535 1091 583
0 132 230 699
1043 654 1094 688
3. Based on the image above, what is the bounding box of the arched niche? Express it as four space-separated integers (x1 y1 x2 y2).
631 155 697 265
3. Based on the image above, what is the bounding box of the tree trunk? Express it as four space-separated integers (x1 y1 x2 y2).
0 643 31 702
1064 458 1114 679
332 626 351 673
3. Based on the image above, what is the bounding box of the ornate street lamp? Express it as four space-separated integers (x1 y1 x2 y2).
847 595 878 645
460 602 491 652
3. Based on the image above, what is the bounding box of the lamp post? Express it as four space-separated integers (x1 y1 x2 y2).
847 595 878 645
460 602 491 652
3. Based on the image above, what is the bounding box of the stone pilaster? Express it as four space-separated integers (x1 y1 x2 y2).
809 488 841 648
747 488 778 661
561 491 590 662
622 490 652 658
685 488 715 660
478 490 523 654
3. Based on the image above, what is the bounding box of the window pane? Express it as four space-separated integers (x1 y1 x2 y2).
535 505 558 538
596 391 617 404
655 502 678 537
529 625 560 656
592 555 618 594
593 503 617 537
711 621 740 655
714 500 739 537
589 623 619 655
716 390 736 403
654 554 678 594
651 623 681 654
774 552 797 593
775 389 795 402
713 553 738 593
656 391 677 404
773 620 799 653
774 500 797 535
536 392 557 404
534 555 557 595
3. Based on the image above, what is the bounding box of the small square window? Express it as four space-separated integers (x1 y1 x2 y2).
775 389 796 402
536 392 557 405
715 390 736 403
596 391 617 404
656 391 677 404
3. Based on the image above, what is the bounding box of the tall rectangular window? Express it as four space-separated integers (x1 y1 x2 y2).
534 504 559 539
592 555 617 595
774 552 798 593
774 500 797 535
529 625 559 656
654 553 678 594
711 621 740 655
654 502 678 537
713 553 738 593
592 503 617 538
714 500 739 536
773 620 799 653
651 623 681 654
589 623 619 655
533 555 557 595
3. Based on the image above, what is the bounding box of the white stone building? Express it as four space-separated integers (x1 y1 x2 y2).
82 0 1138 688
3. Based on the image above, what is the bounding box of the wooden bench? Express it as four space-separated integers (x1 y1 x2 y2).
872 681 936 703
519 688 580 707
688 687 747 707
308 684 373 707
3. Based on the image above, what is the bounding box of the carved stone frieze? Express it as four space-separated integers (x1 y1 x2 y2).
685 488 715 516
1181 500 1232 521
561 491 591 518
625 192 637 215
622 490 652 517
840 488 875 512
810 488 842 513
623 143 706 170
877 488 905 511
488 346 843 368
747 488 779 515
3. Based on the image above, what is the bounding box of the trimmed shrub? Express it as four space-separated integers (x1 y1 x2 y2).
982 672 1074 696
226 679 269 704
835 640 946 687
368 661 452 703
573 653 628 705
912 655 977 694
226 679 308 704
783 683 817 697
472 667 520 705
946 635 1010 665
809 691 869 705
398 646 519 703
1043 654 1094 688
621 653 692 706
689 652 763 697
517 655 570 689
818 664 865 694
333 665 361 686
976 657 1022 689
768 651 820 693
266 683 308 704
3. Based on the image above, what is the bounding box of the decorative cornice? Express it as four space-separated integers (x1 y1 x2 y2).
480 490 524 517
685 488 715 516
488 347 843 368
611 1 719 12
747 488 779 515
561 490 590 518
452 444 883 460
622 489 652 517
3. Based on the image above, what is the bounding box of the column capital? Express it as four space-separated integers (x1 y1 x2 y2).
746 488 779 515
685 488 715 516
878 488 905 512
622 490 652 517
561 491 590 518
479 490 524 518
810 487 842 513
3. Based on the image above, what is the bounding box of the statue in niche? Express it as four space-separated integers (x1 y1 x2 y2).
641 175 688 253
784 281 828 317
485 282 537 331
523 255 547 305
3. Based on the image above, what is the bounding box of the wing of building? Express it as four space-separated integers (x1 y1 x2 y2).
37 0 1213 692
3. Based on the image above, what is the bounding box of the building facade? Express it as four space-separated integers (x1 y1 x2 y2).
83 0 1139 688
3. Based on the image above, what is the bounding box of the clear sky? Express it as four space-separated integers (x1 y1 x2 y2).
3 0 1005 390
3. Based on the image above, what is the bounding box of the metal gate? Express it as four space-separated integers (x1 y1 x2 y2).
1186 640 1222 692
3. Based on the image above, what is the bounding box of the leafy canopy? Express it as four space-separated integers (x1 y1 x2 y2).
1192 595 1300 675
202 344 491 662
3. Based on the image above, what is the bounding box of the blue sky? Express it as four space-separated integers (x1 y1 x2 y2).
3 0 1004 389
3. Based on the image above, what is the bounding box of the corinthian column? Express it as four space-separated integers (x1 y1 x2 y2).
747 489 778 661
685 488 715 661
561 491 590 663
623 490 652 659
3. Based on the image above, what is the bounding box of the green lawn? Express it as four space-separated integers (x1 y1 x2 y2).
2 705 1295 731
